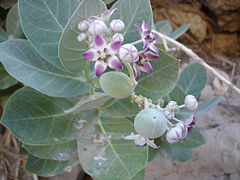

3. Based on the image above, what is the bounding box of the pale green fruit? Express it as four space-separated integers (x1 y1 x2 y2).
99 71 135 99
134 108 168 139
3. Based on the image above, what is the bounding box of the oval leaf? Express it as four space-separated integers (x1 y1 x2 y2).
65 92 111 113
0 39 90 97
0 27 8 42
59 0 107 73
170 63 207 104
0 63 18 89
23 140 78 161
1 87 99 145
6 4 24 38
170 24 191 40
25 154 78 177
136 49 180 101
19 0 82 68
78 116 148 180
111 0 153 44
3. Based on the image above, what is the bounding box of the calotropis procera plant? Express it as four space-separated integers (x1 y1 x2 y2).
0 0 223 179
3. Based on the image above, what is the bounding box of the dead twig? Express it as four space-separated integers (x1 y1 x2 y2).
152 30 240 95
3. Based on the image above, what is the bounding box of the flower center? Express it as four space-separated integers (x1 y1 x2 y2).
100 52 107 59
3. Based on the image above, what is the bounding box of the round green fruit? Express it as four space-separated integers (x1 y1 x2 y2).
99 71 135 99
134 108 168 139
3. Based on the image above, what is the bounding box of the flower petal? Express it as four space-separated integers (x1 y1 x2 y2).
145 51 159 60
82 49 98 61
94 35 107 50
149 44 160 55
108 56 122 70
124 132 136 140
141 20 149 31
107 41 121 54
134 135 146 146
133 63 141 78
142 62 153 73
146 139 159 149
94 61 107 76
135 23 143 34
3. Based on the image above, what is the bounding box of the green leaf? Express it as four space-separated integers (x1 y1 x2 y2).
102 98 139 118
25 154 78 177
6 4 24 38
136 49 180 101
170 63 207 104
59 0 107 73
111 0 153 44
0 63 18 90
155 20 173 36
22 140 78 161
0 39 90 97
0 27 8 42
180 130 205 148
102 0 116 4
130 169 145 180
1 87 99 145
65 92 111 113
196 96 224 117
170 24 191 40
78 116 148 180
19 0 82 68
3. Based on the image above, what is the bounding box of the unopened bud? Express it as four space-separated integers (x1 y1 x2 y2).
113 33 124 42
166 101 179 112
110 19 125 32
164 110 174 119
119 44 139 63
77 33 87 42
88 20 107 35
184 95 198 111
166 123 187 143
77 20 89 31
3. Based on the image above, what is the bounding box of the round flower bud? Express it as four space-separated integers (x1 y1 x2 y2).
119 44 139 63
166 101 179 112
113 33 124 42
78 20 89 31
110 19 125 32
88 20 107 35
184 95 198 111
166 123 187 143
134 108 168 139
99 71 135 99
77 33 87 42
164 110 174 119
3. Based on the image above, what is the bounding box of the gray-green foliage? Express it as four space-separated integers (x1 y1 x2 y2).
0 0 221 179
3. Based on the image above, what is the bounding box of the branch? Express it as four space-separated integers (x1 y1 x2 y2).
152 30 240 95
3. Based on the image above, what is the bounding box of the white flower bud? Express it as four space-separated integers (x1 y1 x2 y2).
164 110 175 119
112 33 124 42
110 19 125 32
119 44 139 63
77 20 89 31
166 101 179 112
77 33 87 42
88 20 107 35
166 123 187 143
184 95 198 111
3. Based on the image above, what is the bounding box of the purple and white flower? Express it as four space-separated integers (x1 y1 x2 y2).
184 95 198 111
133 48 159 78
89 8 117 22
110 19 125 32
124 132 159 149
83 35 122 76
135 21 159 55
88 20 108 35
112 33 124 42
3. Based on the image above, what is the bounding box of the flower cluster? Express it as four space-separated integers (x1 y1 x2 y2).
124 94 199 148
77 9 159 77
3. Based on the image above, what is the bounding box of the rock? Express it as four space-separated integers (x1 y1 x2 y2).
212 69 231 96
200 84 214 101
